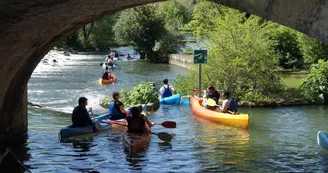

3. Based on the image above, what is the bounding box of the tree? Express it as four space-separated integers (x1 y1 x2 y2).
268 26 303 69
298 33 328 68
89 15 119 50
82 22 95 45
114 5 183 62
158 0 190 31
175 2 282 100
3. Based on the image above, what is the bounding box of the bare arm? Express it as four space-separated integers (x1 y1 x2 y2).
119 105 126 113
221 101 229 113
143 116 153 127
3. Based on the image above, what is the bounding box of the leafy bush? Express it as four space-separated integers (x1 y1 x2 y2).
241 92 275 104
267 26 303 69
301 60 328 103
99 81 158 109
175 2 283 100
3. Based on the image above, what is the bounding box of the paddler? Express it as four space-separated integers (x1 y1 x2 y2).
218 90 238 113
102 67 111 80
108 92 127 120
159 78 175 98
102 67 115 82
127 106 153 133
71 97 99 132
202 86 220 110
107 57 114 69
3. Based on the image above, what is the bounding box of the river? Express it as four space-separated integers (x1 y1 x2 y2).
2 49 328 172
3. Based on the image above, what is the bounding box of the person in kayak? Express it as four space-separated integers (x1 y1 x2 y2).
107 57 114 68
104 54 110 64
205 86 220 103
102 67 111 80
127 54 134 60
72 97 99 132
109 92 127 120
202 86 220 110
159 78 175 98
218 91 238 113
127 106 153 133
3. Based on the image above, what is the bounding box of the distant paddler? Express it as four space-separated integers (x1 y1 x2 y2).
159 78 175 98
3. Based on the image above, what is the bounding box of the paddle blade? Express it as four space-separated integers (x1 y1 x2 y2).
206 98 218 107
192 89 202 93
160 121 176 128
156 132 173 142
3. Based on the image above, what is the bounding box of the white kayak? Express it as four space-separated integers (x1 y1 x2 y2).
317 131 328 150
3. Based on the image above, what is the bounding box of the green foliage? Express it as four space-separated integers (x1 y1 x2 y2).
88 15 119 50
114 5 184 62
99 81 158 109
301 60 328 103
298 33 328 67
241 92 275 104
99 96 111 108
175 2 283 102
59 15 119 51
158 0 191 31
268 26 303 69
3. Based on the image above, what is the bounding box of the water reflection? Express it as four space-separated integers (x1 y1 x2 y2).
192 114 250 172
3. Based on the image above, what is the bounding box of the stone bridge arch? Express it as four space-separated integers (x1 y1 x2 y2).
0 0 327 140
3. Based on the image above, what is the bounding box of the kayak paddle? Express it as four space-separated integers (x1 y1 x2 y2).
192 89 203 93
206 98 219 107
107 120 176 129
155 121 176 128
152 132 173 142
101 120 174 142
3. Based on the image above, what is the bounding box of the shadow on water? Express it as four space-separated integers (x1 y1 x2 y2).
0 137 31 173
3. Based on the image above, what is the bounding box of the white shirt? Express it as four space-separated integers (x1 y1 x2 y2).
159 84 175 95
220 99 229 111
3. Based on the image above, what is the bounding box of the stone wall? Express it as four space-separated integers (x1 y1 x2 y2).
168 54 193 69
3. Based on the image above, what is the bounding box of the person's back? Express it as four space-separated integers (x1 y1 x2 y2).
127 107 146 133
227 98 238 112
72 105 89 127
160 78 174 98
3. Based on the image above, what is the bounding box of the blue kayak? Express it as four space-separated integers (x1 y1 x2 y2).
317 131 328 150
58 113 125 140
159 94 181 105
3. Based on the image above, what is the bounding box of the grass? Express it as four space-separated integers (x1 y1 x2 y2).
278 72 308 88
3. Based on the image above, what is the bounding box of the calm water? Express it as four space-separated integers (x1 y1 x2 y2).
2 50 328 172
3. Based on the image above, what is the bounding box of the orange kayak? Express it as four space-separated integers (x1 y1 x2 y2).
123 128 151 156
190 96 249 128
98 77 116 85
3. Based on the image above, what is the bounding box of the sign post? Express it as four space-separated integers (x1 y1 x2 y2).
194 50 208 96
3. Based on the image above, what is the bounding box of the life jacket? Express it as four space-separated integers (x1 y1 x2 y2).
109 100 121 115
162 85 172 98
102 72 109 80
127 115 145 133
107 73 113 80
227 98 238 112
